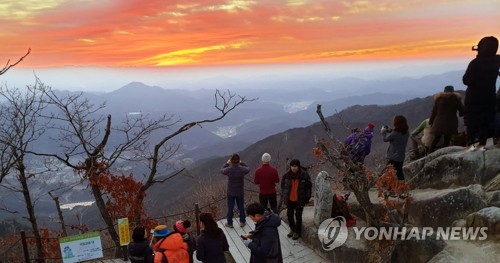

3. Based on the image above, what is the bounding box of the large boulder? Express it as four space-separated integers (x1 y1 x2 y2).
408 185 488 228
405 147 500 190
465 207 500 241
391 237 446 263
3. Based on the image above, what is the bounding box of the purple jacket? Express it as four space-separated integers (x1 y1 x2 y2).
221 163 250 196
344 129 373 163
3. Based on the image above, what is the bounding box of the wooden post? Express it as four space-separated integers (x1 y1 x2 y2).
195 203 201 235
20 231 30 263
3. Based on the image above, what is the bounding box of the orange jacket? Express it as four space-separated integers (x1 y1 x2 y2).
153 233 189 263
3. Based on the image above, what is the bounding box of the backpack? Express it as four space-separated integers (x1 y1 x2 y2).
331 194 356 227
347 133 368 162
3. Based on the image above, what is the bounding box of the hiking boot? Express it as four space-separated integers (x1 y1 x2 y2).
477 145 486 151
240 222 246 227
224 222 234 228
287 230 294 238
464 145 476 152
292 232 300 240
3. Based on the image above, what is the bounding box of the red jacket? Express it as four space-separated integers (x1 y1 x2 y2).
254 164 279 195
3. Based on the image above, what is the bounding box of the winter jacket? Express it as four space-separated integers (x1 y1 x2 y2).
382 130 409 162
463 46 499 127
153 233 189 263
411 119 433 147
429 92 464 135
254 164 280 195
221 163 251 196
247 213 283 263
196 230 229 263
281 168 312 206
128 241 154 263
344 129 373 163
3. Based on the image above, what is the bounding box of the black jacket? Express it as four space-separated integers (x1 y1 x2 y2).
280 168 312 206
128 240 154 263
248 213 283 263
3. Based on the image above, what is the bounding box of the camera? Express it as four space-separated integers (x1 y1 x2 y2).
472 45 478 51
382 125 392 132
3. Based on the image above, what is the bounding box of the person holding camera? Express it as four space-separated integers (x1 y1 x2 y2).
221 153 251 228
381 115 409 180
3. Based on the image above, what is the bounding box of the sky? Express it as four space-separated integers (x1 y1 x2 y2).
0 0 498 91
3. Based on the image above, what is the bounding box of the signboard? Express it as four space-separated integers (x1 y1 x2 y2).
59 231 103 263
118 217 130 246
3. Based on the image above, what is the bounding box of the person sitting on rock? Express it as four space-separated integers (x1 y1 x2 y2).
410 118 434 159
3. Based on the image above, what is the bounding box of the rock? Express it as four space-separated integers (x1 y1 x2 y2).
391 237 446 263
314 171 334 227
408 185 488 228
405 147 500 190
486 190 500 207
465 207 500 241
428 240 500 263
484 173 500 192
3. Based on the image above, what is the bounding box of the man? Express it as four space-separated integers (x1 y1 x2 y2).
221 153 251 228
280 159 312 240
254 153 280 213
242 202 283 263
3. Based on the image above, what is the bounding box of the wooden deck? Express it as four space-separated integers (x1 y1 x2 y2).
216 217 328 263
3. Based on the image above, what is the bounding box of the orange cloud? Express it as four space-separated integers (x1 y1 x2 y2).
0 0 498 67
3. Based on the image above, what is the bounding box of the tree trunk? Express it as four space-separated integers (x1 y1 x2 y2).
17 162 45 263
51 195 67 236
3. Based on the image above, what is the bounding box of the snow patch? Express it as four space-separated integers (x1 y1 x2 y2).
60 201 95 210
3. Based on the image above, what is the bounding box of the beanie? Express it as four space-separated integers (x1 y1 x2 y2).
153 225 170 237
444 85 454 93
365 123 375 132
261 153 271 163
174 220 190 234
289 159 301 167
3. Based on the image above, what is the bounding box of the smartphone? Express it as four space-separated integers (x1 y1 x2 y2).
240 235 247 240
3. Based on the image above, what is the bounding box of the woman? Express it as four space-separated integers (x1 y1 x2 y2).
128 226 154 263
196 213 229 263
381 115 409 180
429 85 464 153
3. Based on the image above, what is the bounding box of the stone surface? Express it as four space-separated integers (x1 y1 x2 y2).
405 147 500 190
391 237 446 263
408 185 488 228
428 240 500 263
313 171 334 227
465 207 500 241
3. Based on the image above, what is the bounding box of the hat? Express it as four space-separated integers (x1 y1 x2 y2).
174 220 188 234
444 85 454 93
153 225 170 237
365 122 375 132
289 159 301 167
261 153 271 163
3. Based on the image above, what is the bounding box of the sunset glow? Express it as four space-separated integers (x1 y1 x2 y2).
1 0 498 67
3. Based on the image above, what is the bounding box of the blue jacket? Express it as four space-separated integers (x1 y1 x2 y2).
248 213 283 263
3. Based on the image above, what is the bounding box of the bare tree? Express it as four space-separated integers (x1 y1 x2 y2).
0 48 31 76
0 80 49 263
29 87 254 255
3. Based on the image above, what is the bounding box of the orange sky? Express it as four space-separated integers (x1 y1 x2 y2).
1 0 499 68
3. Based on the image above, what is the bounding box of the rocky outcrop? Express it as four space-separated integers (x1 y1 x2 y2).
391 237 446 263
408 185 488 228
465 207 500 241
405 147 500 190
313 171 334 227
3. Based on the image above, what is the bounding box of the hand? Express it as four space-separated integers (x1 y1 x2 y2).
243 239 252 247
242 234 253 239
227 159 231 165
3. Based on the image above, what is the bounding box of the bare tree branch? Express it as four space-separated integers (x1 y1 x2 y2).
0 48 31 76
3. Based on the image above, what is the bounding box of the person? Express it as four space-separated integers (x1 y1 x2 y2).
429 85 465 153
196 213 230 263
254 153 280 214
241 202 283 263
495 88 500 146
463 36 500 151
173 220 197 263
410 118 434 159
152 225 189 263
221 153 251 228
381 115 409 181
344 123 375 164
128 226 154 263
280 159 312 240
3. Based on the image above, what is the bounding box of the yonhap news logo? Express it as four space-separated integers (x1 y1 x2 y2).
318 216 349 251
318 216 488 250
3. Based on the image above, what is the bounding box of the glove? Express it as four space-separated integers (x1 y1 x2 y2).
243 239 252 247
